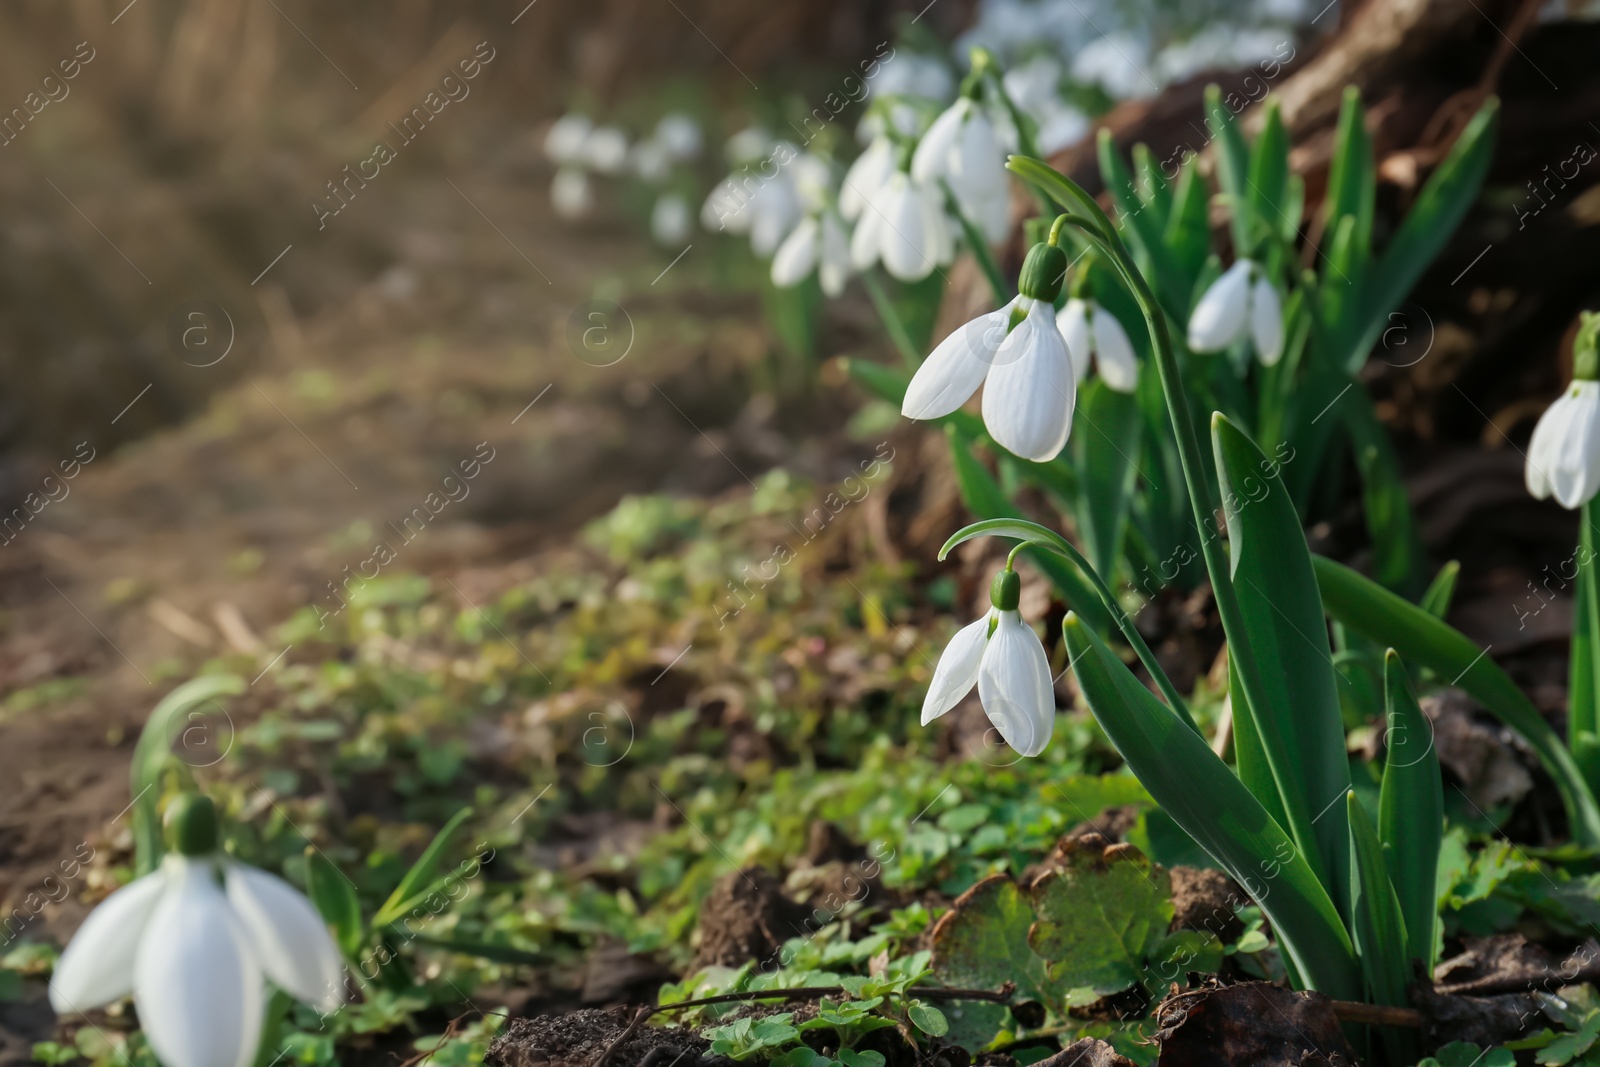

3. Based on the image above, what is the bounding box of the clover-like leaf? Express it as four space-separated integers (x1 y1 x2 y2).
930 874 1063 1009
1028 840 1173 997
907 1002 948 1037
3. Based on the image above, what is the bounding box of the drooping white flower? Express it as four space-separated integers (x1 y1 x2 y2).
582 125 629 174
653 113 702 162
551 167 592 220
1528 380 1600 509
771 213 852 297
921 568 1055 757
1186 259 1284 365
840 136 897 222
849 170 954 283
902 241 1075 461
543 113 592 165
651 194 692 246
1057 298 1138 393
912 97 1010 243
746 168 803 258
725 126 772 164
50 795 344 1067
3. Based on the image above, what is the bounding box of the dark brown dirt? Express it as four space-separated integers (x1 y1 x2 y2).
484 1007 728 1067
1152 981 1357 1067
689 867 814 971
1168 866 1246 944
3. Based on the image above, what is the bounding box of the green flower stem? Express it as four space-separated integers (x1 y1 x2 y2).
1007 156 1329 885
944 519 1195 732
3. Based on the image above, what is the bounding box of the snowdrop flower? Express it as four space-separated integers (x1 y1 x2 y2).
543 113 592 165
582 125 629 174
551 167 592 220
1072 34 1157 100
912 96 1009 243
921 567 1055 757
1186 259 1284 365
1057 298 1138 392
871 51 954 103
772 212 852 296
902 239 1075 461
50 794 344 1067
725 126 772 164
746 168 803 258
654 113 702 162
849 168 954 283
840 135 897 221
651 194 692 246
1527 314 1600 509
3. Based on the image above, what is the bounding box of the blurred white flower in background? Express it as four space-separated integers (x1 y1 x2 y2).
1058 298 1139 392
772 212 853 296
1072 33 1156 100
653 113 703 162
551 167 593 220
1187 258 1284 365
850 170 953 283
651 194 692 246
543 113 592 165
912 96 1010 243
582 125 630 174
840 136 898 221
870 51 955 103
631 138 672 184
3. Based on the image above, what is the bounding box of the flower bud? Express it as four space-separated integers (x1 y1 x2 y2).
1017 243 1067 303
990 568 1021 611
164 792 219 856
1576 311 1600 382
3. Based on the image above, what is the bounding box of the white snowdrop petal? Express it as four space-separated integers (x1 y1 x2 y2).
1526 400 1561 500
135 860 263 1067
1250 276 1285 366
1090 303 1140 392
1187 259 1253 353
771 217 820 287
903 300 1016 420
226 864 346 1013
910 100 967 185
1552 384 1600 509
922 613 992 724
879 178 934 282
818 214 852 297
841 138 894 221
49 869 168 1014
1056 299 1093 385
849 197 884 271
550 168 591 221
983 301 1075 462
977 611 1056 758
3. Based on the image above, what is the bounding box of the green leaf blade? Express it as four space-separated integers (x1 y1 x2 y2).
1061 614 1360 999
1212 413 1351 908
1378 649 1443 975
1313 553 1600 845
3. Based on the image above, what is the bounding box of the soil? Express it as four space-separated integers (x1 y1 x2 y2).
1168 866 1245 944
484 1006 728 1067
689 867 816 972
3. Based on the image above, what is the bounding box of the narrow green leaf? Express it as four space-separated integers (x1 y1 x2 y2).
1573 500 1600 798
1072 380 1142 581
1228 656 1289 834
1006 155 1118 244
1378 650 1443 975
1212 414 1351 910
373 806 474 927
1131 143 1173 222
1419 560 1461 619
1323 87 1374 261
1349 98 1499 372
1343 391 1425 596
306 849 364 959
1164 159 1211 284
1061 614 1360 999
131 674 247 875
1246 100 1289 240
1312 554 1600 845
1203 85 1254 258
1347 792 1420 1065
1098 131 1183 308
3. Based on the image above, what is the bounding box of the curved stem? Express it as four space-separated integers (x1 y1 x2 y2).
945 519 1195 731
